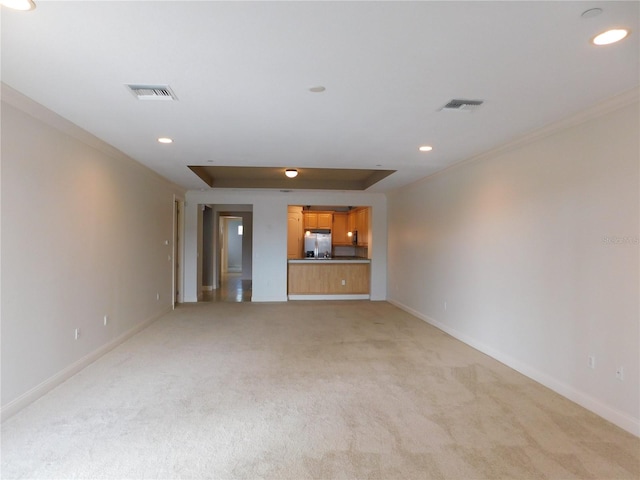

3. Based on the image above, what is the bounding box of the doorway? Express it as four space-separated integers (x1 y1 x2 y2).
200 205 253 302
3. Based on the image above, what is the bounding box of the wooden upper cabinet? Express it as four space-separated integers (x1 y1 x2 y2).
303 212 318 229
348 210 357 233
303 211 333 230
296 207 368 249
332 213 350 246
354 207 369 246
317 212 333 230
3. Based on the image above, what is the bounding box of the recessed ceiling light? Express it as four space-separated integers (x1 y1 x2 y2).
285 169 298 178
592 28 630 46
309 86 326 93
0 0 36 11
158 137 173 144
419 145 433 152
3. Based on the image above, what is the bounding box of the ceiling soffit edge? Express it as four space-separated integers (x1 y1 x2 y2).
188 166 395 191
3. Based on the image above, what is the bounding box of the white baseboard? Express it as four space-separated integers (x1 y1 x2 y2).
250 294 288 302
388 299 640 438
0 306 172 423
288 294 370 300
201 285 213 291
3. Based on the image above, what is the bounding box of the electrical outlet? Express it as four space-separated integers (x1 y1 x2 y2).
616 366 624 381
103 315 108 326
341 279 346 286
588 355 595 369
74 328 80 340
156 292 160 301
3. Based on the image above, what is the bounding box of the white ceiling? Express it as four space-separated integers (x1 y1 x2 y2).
2 1 638 192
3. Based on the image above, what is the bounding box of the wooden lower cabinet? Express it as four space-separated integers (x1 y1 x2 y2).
288 263 370 294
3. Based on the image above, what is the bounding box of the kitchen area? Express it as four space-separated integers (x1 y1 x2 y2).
287 206 372 300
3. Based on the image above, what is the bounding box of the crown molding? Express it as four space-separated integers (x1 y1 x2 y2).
1 82 184 192
399 86 640 191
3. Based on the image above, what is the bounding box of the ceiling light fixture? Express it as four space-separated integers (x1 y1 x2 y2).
158 137 173 144
0 0 36 11
285 169 298 178
419 145 433 152
581 8 603 19
592 28 630 46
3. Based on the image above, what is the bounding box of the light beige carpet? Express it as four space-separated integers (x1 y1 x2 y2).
2 301 638 479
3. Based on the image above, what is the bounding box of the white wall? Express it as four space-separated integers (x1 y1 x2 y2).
1 86 184 418
225 218 243 271
184 190 387 302
387 90 639 436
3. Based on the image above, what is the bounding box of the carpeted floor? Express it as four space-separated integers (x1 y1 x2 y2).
2 301 639 479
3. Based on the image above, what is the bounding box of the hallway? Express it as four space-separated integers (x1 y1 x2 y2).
201 273 251 303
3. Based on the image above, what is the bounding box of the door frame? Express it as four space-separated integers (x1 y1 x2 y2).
214 209 253 293
172 195 184 308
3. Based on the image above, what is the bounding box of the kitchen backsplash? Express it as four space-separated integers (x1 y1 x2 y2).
334 245 368 258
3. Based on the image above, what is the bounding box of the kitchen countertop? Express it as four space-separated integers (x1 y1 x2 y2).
288 257 370 264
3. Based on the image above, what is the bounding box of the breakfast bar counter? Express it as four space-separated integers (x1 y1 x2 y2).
287 257 370 264
287 258 371 300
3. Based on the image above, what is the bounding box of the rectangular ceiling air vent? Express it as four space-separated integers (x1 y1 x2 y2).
440 99 483 112
125 84 178 101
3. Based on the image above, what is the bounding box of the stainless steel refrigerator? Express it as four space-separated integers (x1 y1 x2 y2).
304 230 332 258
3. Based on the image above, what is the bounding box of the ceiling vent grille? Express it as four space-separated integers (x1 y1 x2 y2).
440 99 483 112
126 84 178 101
